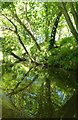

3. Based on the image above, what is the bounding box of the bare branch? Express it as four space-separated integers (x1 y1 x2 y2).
1 13 17 32
1 26 14 32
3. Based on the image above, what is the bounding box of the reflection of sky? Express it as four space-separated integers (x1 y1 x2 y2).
26 93 36 97
25 76 34 80
25 76 38 84
33 81 37 84
57 91 63 96
30 93 36 97
56 91 65 101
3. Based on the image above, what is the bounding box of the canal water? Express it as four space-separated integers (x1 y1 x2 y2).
1 63 78 118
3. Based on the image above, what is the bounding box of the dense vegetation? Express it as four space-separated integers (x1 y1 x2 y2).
0 2 78 119
0 2 78 70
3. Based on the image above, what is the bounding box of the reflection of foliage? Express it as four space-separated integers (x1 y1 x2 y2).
2 64 76 118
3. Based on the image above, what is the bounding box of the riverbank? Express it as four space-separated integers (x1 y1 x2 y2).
46 37 78 71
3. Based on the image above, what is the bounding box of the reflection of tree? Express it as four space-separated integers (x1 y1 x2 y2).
2 65 77 118
1 67 33 93
56 70 77 118
14 67 33 90
36 67 77 118
36 75 54 118
36 82 44 117
8 75 38 96
48 68 76 89
2 94 27 118
45 78 54 117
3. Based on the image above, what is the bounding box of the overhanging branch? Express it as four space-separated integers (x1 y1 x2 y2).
1 13 34 61
12 11 41 51
11 52 26 61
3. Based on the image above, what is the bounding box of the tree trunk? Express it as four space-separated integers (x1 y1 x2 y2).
60 2 78 42
69 2 78 31
75 2 78 17
49 11 62 49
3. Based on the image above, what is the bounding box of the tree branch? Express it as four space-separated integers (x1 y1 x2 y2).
1 26 14 32
11 11 41 51
1 13 34 61
0 88 13 91
69 2 78 31
15 33 33 61
1 13 17 32
11 52 26 61
24 3 32 33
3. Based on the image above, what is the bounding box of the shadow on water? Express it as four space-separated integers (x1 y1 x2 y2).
1 63 78 119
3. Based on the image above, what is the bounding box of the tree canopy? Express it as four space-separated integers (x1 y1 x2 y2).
0 2 78 70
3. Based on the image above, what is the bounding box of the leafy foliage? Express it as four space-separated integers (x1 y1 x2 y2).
48 36 78 70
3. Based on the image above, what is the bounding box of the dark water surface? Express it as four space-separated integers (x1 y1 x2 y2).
2 63 78 119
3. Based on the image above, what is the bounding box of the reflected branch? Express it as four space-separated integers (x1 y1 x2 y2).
14 67 33 90
8 75 38 96
0 88 13 91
